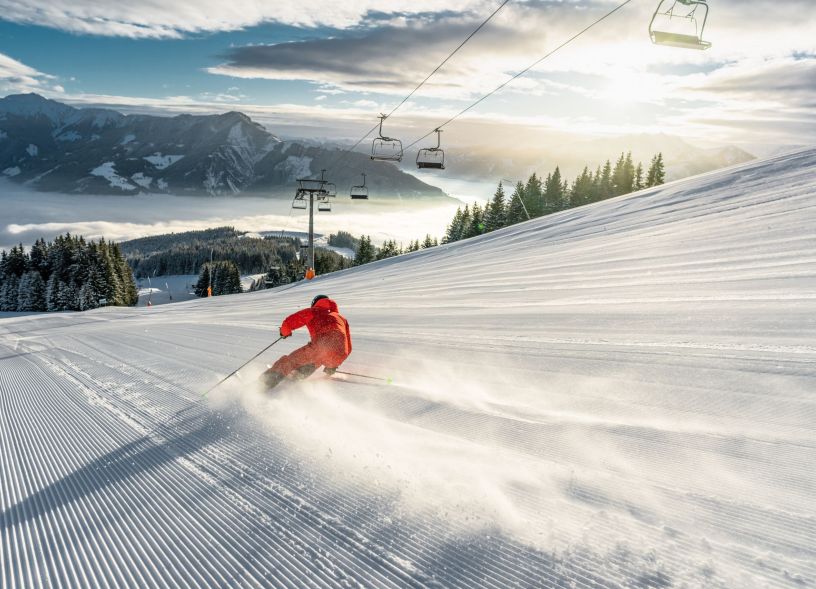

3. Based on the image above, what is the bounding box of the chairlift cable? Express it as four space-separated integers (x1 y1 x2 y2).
323 0 512 177
383 0 512 120
405 0 635 151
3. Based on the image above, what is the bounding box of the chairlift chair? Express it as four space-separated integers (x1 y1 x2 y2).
317 199 332 212
350 173 369 200
325 182 337 197
292 194 307 210
416 128 445 170
371 114 403 162
649 0 711 50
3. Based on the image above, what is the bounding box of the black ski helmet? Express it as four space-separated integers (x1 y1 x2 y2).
311 294 329 307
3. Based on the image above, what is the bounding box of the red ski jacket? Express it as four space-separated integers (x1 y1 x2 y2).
280 297 352 364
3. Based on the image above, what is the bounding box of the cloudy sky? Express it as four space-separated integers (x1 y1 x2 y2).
0 0 813 152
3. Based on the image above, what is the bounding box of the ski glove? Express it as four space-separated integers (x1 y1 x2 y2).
323 367 337 376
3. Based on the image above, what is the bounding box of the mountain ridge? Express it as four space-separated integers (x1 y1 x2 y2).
0 93 448 199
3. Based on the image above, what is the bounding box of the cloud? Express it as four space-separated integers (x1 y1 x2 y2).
0 0 489 38
0 53 60 94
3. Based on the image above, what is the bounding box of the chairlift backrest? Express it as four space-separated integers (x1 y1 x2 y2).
649 0 711 50
350 187 369 200
416 128 445 170
370 114 403 162
350 172 369 199
292 196 307 210
318 199 332 212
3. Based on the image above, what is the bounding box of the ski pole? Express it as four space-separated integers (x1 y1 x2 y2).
335 370 393 384
202 337 283 398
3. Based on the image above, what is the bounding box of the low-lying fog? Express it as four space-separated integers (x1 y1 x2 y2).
0 181 495 250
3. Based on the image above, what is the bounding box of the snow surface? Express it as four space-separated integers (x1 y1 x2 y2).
1 149 815 588
136 275 198 307
144 153 184 170
131 172 152 189
90 162 135 191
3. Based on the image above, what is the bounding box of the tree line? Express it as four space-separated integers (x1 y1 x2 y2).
445 152 666 243
193 261 243 297
352 234 439 265
0 234 138 312
121 227 302 278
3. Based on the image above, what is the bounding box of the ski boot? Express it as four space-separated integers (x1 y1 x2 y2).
289 364 317 381
260 369 285 392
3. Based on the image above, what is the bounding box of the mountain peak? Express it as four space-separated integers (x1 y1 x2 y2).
0 93 77 122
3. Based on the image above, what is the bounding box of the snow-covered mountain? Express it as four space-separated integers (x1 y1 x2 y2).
1 149 814 587
0 94 447 199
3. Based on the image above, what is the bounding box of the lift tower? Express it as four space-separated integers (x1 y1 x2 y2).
293 171 333 275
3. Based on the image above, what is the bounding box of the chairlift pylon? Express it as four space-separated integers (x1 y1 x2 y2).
371 114 403 162
416 128 445 170
649 0 711 50
350 172 369 200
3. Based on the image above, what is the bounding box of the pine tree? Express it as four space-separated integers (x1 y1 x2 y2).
0 274 20 311
354 236 376 265
543 167 564 214
611 152 626 196
16 271 46 312
524 173 543 217
376 240 400 260
78 283 98 311
484 182 507 232
505 182 528 225
600 160 613 199
444 208 462 244
645 153 666 187
194 265 211 297
29 238 50 280
623 151 635 194
58 281 78 311
635 162 644 190
463 203 485 239
46 274 61 311
422 234 435 249
223 262 242 295
652 152 666 186
5 244 28 278
458 206 471 241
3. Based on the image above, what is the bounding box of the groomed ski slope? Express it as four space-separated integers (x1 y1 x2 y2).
2 148 815 588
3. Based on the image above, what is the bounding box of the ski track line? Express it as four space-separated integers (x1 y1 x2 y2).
46 342 604 588
25 338 640 589
30 336 808 588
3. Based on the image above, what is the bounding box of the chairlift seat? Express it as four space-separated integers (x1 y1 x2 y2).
650 31 710 49
649 0 711 50
350 193 369 200
416 129 445 170
417 147 445 170
371 137 403 162
318 200 332 212
292 198 307 210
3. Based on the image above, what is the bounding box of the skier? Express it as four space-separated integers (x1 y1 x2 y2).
261 294 352 390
